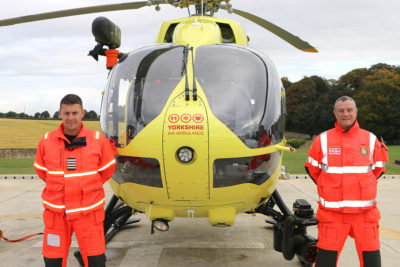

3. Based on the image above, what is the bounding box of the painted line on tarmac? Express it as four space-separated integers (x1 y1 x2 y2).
0 174 38 179
1 174 399 179
33 240 265 249
0 212 42 222
380 226 400 240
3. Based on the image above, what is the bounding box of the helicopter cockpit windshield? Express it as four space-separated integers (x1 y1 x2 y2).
195 44 284 148
100 44 185 147
195 44 285 186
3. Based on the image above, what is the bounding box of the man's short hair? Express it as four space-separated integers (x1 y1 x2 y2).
334 96 357 110
60 94 83 108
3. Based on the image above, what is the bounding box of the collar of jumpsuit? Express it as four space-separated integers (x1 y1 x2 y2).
334 120 359 134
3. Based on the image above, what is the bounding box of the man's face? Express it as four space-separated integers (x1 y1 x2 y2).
333 100 357 130
59 104 86 135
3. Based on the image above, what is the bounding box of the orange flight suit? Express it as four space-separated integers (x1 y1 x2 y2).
305 121 388 266
34 123 117 267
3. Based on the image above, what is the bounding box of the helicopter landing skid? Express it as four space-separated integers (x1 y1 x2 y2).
74 194 140 267
255 189 318 266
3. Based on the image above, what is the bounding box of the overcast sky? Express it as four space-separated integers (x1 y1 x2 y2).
0 0 399 115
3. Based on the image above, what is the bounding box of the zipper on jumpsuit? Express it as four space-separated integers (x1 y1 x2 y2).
59 145 66 216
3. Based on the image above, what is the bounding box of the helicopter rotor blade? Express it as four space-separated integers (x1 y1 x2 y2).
221 6 318 53
0 1 150 27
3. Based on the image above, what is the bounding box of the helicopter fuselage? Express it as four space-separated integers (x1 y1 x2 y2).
101 16 289 226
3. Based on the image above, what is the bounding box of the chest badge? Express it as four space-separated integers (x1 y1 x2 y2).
360 147 368 156
329 148 341 155
67 158 76 170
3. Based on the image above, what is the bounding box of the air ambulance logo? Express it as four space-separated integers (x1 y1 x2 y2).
360 147 368 156
167 113 205 136
168 114 179 123
193 114 204 123
181 114 191 123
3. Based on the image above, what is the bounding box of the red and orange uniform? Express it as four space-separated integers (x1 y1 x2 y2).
34 123 116 267
305 121 388 266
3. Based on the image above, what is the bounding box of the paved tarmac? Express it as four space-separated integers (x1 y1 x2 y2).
0 176 399 267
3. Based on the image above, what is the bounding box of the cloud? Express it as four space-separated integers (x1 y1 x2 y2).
1 0 399 114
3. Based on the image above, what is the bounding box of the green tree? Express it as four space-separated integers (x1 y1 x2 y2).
281 76 292 89
84 110 98 120
6 111 18 118
34 112 41 119
286 76 335 136
41 111 50 119
338 68 370 92
18 112 30 118
53 111 60 119
355 69 400 143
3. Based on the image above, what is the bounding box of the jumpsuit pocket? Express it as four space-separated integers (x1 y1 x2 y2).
318 178 341 201
360 178 377 200
318 223 340 249
82 183 104 206
93 209 105 225
364 207 381 223
43 209 55 228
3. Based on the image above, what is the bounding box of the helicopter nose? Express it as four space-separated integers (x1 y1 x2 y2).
162 93 209 201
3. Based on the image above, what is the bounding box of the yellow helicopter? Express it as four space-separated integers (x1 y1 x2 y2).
0 0 319 265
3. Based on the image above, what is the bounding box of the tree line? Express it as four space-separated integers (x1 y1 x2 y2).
0 110 100 121
1 63 399 143
285 63 400 144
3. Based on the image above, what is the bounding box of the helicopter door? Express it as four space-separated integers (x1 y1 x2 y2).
162 93 209 201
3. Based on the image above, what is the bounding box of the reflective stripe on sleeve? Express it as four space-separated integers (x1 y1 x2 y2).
44 132 49 139
95 131 100 140
64 170 98 178
372 161 385 169
42 200 65 209
319 197 375 208
98 159 116 172
320 132 328 165
322 165 372 174
369 132 376 162
34 162 47 171
65 198 105 214
308 157 321 169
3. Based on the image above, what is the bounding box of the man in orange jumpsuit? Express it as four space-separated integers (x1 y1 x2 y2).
305 96 388 267
34 94 117 267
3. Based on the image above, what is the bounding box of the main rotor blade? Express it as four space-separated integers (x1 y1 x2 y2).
0 1 148 27
223 7 318 52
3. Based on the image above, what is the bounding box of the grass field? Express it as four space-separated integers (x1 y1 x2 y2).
1 146 399 174
283 146 400 174
0 118 100 148
0 118 399 174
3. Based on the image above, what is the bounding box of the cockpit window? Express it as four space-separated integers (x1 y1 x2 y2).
195 44 284 149
100 44 185 147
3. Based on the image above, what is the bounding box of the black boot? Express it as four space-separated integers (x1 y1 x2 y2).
315 248 338 267
363 250 381 267
44 257 62 267
88 253 106 267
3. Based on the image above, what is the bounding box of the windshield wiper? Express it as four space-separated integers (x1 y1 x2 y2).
181 45 190 101
190 47 197 101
